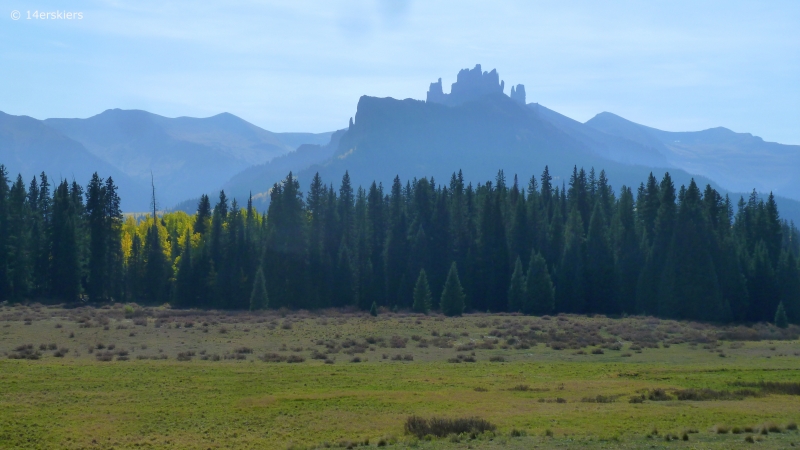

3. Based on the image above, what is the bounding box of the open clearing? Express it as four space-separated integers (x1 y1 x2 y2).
1 304 799 449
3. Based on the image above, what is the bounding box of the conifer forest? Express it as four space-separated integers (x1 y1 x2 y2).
1 164 798 325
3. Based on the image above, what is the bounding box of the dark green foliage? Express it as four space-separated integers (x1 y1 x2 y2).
524 250 554 315
507 257 526 312
412 269 432 314
370 301 378 316
249 266 268 311
0 164 793 323
440 262 465 316
774 302 789 328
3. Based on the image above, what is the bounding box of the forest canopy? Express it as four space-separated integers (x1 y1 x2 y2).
0 164 798 324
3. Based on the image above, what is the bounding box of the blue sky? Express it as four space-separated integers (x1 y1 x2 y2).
1 0 798 144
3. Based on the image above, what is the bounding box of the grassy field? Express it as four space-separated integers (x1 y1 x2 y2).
1 304 799 449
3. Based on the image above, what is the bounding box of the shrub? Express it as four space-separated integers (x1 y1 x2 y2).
177 351 195 361
259 353 286 362
489 356 506 362
713 424 730 434
286 355 305 363
733 381 800 396
389 336 407 348
581 394 616 403
404 416 495 438
647 389 672 401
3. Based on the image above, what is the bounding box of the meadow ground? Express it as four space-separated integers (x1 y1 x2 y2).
1 303 799 449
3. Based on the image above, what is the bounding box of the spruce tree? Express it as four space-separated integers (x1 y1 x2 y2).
50 180 81 301
524 250 554 315
249 265 268 311
0 165 9 301
86 173 106 301
774 302 789 328
776 250 800 324
585 201 617 314
557 207 585 313
369 301 378 316
507 257 526 312
440 262 465 316
657 180 727 321
174 230 194 307
412 268 432 314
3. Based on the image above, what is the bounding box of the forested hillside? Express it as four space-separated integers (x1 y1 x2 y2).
1 163 798 325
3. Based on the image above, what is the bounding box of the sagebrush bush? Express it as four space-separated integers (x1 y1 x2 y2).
404 416 495 438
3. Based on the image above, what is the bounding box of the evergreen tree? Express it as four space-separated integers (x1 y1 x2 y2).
174 230 194 307
636 172 676 314
0 166 9 301
524 250 554 315
50 180 81 301
440 262 465 316
613 186 641 314
370 301 378 316
412 268 432 314
249 265 268 311
774 302 789 328
657 180 727 321
557 207 585 313
585 201 617 314
6 175 30 300
194 194 211 235
85 173 107 301
507 257 526 312
776 250 800 324
747 240 779 322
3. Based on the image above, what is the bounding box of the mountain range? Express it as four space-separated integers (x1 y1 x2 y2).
0 109 332 210
2 64 799 222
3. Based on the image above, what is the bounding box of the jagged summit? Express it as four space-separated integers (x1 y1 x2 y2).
510 84 526 104
426 64 525 106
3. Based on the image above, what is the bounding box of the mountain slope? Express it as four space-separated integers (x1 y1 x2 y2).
221 129 346 208
296 94 719 202
0 112 149 210
586 112 800 201
43 109 300 208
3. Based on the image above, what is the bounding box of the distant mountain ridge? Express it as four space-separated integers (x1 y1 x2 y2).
585 112 800 200
0 111 150 209
0 108 333 210
3 64 799 221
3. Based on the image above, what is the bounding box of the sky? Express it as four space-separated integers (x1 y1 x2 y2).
1 0 799 144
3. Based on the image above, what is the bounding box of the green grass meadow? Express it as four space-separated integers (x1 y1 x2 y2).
1 305 799 449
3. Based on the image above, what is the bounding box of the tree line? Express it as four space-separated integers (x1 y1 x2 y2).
0 164 798 325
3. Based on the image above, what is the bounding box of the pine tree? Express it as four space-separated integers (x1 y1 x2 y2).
249 265 268 311
370 301 379 316
557 207 585 313
86 173 106 301
585 201 617 314
50 180 81 301
774 302 789 328
174 230 194 307
507 257 526 312
412 268 432 314
440 262 465 316
524 250 554 315
0 165 9 301
776 250 800 324
657 180 727 321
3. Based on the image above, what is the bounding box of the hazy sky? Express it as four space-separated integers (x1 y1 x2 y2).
2 1 798 144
